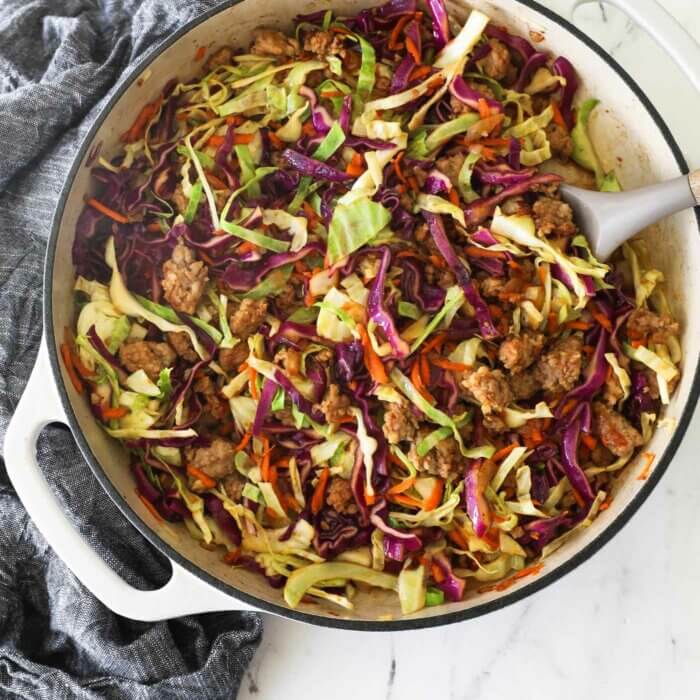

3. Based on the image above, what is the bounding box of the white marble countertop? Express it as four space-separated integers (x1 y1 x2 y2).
239 3 700 699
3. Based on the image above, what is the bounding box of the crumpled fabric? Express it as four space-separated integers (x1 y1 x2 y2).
0 1 262 697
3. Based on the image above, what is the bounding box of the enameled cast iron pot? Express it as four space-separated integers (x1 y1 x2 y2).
5 0 700 630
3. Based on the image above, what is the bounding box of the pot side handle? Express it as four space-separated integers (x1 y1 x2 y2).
3 338 257 621
570 0 700 93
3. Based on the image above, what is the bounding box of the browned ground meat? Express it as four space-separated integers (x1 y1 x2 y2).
593 402 643 456
545 123 573 159
498 332 545 373
229 298 268 339
171 185 187 214
463 366 513 414
250 28 299 57
275 283 300 316
303 30 346 58
603 371 624 406
318 384 351 423
435 152 466 188
223 473 246 501
161 242 209 314
206 46 232 70
450 94 470 114
477 39 513 81
591 442 615 467
186 438 236 479
479 277 506 300
325 477 358 514
218 341 249 372
532 196 577 238
167 331 199 362
509 370 540 401
382 400 419 444
425 263 456 289
409 431 463 480
194 374 229 423
119 340 175 381
534 335 583 393
274 347 302 376
626 308 680 344
482 412 508 433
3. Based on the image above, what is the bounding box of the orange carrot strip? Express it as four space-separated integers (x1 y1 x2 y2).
147 221 163 232
187 465 217 489
195 46 206 61
345 152 364 177
137 492 163 521
448 187 460 207
431 562 446 583
357 323 389 384
581 433 598 450
565 320 592 331
447 527 469 551
465 245 506 259
86 198 129 224
423 478 444 511
121 96 162 143
393 151 407 185
320 90 346 98
411 359 435 404
477 98 491 119
387 475 416 495
225 115 243 126
430 357 472 372
405 36 421 64
268 131 284 149
589 302 614 332
637 451 655 480
388 14 412 49
232 132 255 145
60 343 84 394
206 172 228 189
248 367 259 399
389 493 424 510
421 332 447 354
419 353 431 385
260 437 272 482
311 467 330 514
550 100 567 129
207 134 226 148
492 442 520 463
234 430 252 452
102 406 129 420
547 312 558 335
409 64 432 82
223 549 241 565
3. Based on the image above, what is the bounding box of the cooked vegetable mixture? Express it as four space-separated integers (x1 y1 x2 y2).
66 0 681 615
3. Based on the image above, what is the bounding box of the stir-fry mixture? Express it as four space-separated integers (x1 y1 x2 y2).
65 0 682 615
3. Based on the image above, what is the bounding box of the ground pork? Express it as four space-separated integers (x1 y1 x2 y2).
186 438 236 479
167 331 199 362
409 431 463 480
194 374 229 426
546 122 573 159
274 347 302 376
118 341 175 381
318 384 351 423
534 335 583 393
532 196 577 238
425 263 456 289
250 28 299 57
223 473 246 502
382 400 419 445
509 370 540 401
591 443 615 467
435 152 466 189
205 46 232 70
463 366 513 414
161 242 209 315
274 283 301 317
303 30 346 58
477 39 514 81
171 185 187 214
592 402 643 457
218 341 249 372
603 370 624 406
626 308 680 344
325 477 358 514
482 412 509 434
229 298 268 339
498 332 545 373
479 277 506 300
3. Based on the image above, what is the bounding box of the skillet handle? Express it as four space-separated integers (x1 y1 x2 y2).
571 0 700 93
3 338 257 621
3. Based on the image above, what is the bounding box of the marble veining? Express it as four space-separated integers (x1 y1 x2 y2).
238 3 700 698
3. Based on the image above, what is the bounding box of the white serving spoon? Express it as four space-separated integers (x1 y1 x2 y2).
560 170 700 261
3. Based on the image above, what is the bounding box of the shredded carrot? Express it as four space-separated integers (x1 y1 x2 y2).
310 467 330 514
637 451 655 480
357 323 388 384
409 64 432 82
547 312 558 334
488 304 504 320
560 398 578 416
447 527 470 551
102 406 129 420
320 90 346 98
223 549 241 565
137 492 163 521
477 98 491 119
187 464 217 489
525 428 544 448
345 152 364 177
550 100 567 130
396 249 422 260
60 343 84 394
301 201 319 226
267 131 284 149
589 302 614 332
423 478 444 511
407 175 420 192
405 36 421 64
582 344 595 356
234 430 252 452
388 14 412 49
207 134 226 148
465 245 506 259
565 320 592 331
480 562 545 593
248 367 259 399
364 489 377 506
427 74 445 91
428 253 447 270
431 562 446 583
411 359 434 404
195 45 206 61
387 475 417 495
225 115 243 126
121 96 162 143
492 442 520 463
393 151 407 185
419 353 431 385
259 437 272 482
232 132 254 145
477 137 512 147
599 497 613 512
538 265 548 288
86 197 129 224
206 172 228 189
236 241 258 256
581 433 598 450
147 221 163 232
388 493 423 509
72 352 95 380
421 332 447 354
447 187 460 207
302 120 317 137
430 356 471 372
480 146 496 160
